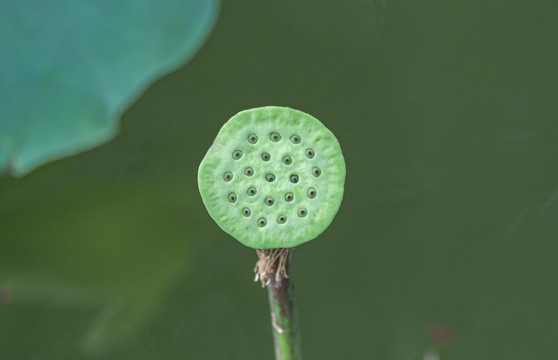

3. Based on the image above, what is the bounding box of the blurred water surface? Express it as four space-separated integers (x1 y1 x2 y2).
2 0 558 359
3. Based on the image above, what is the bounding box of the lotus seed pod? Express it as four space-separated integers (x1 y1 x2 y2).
198 106 346 249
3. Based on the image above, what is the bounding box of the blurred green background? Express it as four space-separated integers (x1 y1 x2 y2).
2 0 558 359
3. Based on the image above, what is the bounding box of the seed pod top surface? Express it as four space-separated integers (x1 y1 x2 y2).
198 106 346 249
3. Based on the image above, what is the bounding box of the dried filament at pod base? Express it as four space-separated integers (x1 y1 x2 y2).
254 248 293 287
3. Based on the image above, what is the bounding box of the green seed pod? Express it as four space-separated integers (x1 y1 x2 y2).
198 106 346 249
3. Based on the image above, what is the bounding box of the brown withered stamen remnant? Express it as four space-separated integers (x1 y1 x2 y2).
254 248 292 287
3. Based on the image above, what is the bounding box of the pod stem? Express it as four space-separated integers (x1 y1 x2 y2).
254 248 302 360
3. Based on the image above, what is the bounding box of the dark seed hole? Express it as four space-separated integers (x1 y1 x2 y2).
248 134 258 144
307 188 317 198
232 150 243 160
305 148 315 159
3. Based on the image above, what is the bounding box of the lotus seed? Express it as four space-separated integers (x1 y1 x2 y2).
248 187 257 196
307 188 317 198
228 193 237 203
312 167 321 177
297 208 307 217
248 134 258 144
277 215 287 224
265 197 275 206
291 135 301 144
270 133 281 142
223 171 233 182
282 155 292 165
242 208 251 217
305 148 315 159
261 152 271 161
285 192 294 202
258 218 267 227
265 173 276 182
244 167 254 176
232 150 243 160
290 174 299 183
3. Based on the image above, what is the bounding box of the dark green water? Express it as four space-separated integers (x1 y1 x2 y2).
2 0 558 358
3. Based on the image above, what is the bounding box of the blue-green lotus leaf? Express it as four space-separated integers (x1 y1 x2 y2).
0 0 218 176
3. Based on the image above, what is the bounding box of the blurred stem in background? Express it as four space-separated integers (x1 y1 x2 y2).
255 249 302 360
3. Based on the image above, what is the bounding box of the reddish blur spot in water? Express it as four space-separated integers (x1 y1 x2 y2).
430 325 451 344
0 286 13 304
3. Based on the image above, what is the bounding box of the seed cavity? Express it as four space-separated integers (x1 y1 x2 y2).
232 150 243 160
257 218 267 227
270 133 281 142
244 167 254 176
312 167 321 177
305 148 315 159
285 192 294 202
265 197 275 206
265 173 276 182
223 171 233 182
307 188 317 198
261 152 271 161
242 208 251 217
228 193 237 203
248 134 258 144
297 208 308 217
290 174 299 184
277 215 287 224
291 135 301 144
247 187 257 196
282 155 292 165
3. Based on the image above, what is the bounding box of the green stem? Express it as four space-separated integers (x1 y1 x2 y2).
257 249 302 360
